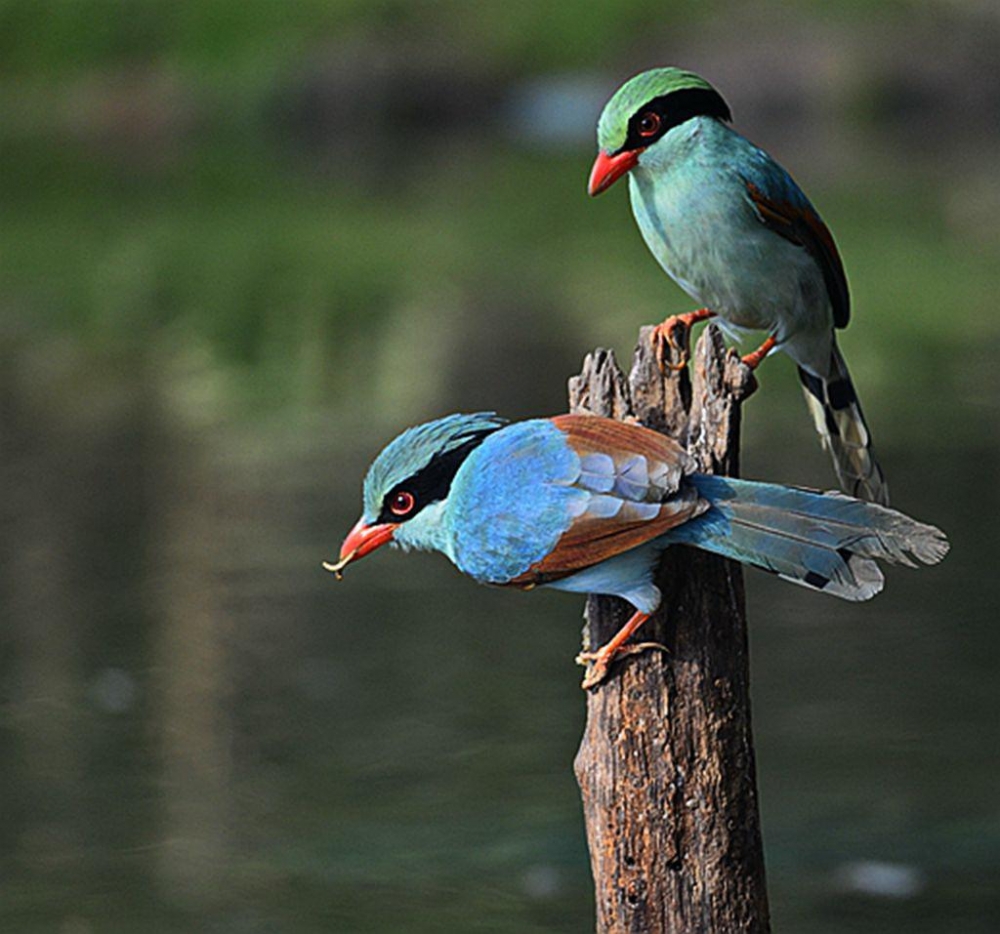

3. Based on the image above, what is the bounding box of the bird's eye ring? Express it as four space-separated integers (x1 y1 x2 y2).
389 490 416 517
637 111 661 137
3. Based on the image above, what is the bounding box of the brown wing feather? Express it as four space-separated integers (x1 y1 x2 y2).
507 493 706 587
506 415 706 588
550 414 695 482
745 182 850 329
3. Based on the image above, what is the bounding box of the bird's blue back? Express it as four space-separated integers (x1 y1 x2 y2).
447 420 586 582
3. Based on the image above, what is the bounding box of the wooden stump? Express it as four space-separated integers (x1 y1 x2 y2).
569 324 770 934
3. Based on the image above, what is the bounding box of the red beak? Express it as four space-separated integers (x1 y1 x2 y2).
588 148 643 196
322 517 397 579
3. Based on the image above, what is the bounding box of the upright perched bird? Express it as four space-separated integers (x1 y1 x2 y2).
327 413 946 688
589 67 888 504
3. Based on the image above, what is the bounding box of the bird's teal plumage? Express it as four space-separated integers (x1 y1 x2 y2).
629 117 832 355
592 66 888 505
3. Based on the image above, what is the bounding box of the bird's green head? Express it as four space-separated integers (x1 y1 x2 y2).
589 67 731 195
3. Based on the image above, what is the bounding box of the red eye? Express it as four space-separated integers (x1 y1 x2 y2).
637 111 661 137
389 490 416 517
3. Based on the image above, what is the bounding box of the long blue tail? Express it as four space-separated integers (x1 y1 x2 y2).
672 476 948 601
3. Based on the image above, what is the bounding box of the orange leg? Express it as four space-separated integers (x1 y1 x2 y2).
741 334 777 370
651 308 715 372
575 610 668 690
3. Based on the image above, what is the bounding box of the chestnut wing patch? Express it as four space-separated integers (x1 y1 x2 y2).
745 181 850 329
507 416 707 586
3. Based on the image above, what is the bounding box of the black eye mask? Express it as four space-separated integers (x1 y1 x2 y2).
377 429 499 524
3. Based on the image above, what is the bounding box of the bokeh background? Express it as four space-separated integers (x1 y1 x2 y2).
2 2 998 932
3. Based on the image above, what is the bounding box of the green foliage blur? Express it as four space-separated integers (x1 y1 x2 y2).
4 0 997 438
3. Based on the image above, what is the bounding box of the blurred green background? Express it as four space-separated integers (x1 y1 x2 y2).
2 1 998 931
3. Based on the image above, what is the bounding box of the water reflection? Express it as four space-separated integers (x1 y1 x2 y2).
1 345 997 932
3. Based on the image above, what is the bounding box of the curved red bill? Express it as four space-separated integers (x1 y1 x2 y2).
588 148 642 196
322 518 397 579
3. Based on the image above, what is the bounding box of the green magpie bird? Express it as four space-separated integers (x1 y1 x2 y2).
327 413 946 688
589 67 889 505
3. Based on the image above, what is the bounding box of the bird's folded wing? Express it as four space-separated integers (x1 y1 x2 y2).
507 416 706 586
551 414 696 491
742 177 850 329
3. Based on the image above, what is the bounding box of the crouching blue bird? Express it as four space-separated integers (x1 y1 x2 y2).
326 413 947 689
589 67 889 505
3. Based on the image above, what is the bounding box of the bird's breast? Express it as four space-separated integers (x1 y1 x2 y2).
629 163 828 335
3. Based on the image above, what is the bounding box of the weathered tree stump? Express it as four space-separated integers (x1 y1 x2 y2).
569 324 770 934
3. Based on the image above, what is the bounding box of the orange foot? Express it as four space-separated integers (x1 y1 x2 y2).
650 308 715 372
576 640 669 689
740 334 777 370
574 609 670 689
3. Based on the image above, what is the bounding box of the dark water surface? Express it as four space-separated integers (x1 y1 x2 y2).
1 357 997 934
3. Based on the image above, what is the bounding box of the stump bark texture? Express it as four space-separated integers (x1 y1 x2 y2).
569 324 771 934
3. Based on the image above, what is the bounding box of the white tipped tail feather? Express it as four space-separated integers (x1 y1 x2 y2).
799 342 889 506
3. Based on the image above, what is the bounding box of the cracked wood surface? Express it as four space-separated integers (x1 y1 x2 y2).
569 325 770 933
